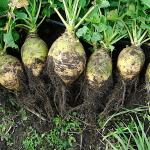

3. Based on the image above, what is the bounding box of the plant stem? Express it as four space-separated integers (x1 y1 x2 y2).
49 0 68 28
72 0 80 23
35 0 42 23
140 37 150 45
138 30 148 44
121 20 134 45
62 0 70 22
2 8 13 53
37 16 46 28
25 7 33 21
75 5 96 30
15 24 31 30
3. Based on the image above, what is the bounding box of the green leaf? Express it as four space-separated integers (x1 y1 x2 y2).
42 5 53 17
140 0 150 8
126 3 136 17
76 26 89 37
15 12 28 20
12 30 20 42
91 32 102 43
79 0 89 8
3 30 18 49
0 0 9 15
85 7 101 23
96 0 110 8
107 9 119 21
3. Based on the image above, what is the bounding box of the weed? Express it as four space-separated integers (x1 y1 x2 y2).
22 116 82 150
102 106 150 150
46 116 81 150
23 127 45 150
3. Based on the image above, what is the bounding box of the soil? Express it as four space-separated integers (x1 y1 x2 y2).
0 18 150 150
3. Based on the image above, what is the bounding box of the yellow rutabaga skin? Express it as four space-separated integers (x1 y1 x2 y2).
21 33 48 76
117 46 145 80
86 49 112 88
0 54 23 91
48 32 86 85
145 63 150 91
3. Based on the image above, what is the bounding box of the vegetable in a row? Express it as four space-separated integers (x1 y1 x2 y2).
48 0 96 85
117 1 150 82
0 1 26 91
17 0 48 76
77 6 126 90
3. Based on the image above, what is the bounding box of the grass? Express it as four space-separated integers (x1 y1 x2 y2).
102 106 150 150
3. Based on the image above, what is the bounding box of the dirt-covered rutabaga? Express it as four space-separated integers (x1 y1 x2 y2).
86 49 112 88
17 0 48 76
0 54 23 91
117 46 145 80
48 32 86 84
48 0 96 85
116 1 150 81
21 33 48 76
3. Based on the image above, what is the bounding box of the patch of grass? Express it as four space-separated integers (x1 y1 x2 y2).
102 106 150 150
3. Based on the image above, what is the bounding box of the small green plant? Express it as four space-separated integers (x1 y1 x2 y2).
46 116 82 150
22 116 82 150
102 106 150 150
23 127 44 150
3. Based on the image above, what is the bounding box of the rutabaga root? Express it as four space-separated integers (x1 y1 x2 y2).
86 49 112 88
75 49 113 123
27 67 54 120
66 50 113 124
0 86 11 107
48 31 86 85
45 56 85 116
0 54 25 91
99 46 145 117
21 33 48 76
117 46 145 80
82 77 113 124
100 75 139 118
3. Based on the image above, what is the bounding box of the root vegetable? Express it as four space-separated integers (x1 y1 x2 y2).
47 0 95 85
48 32 86 84
117 46 145 80
86 49 112 88
0 54 23 91
21 33 48 76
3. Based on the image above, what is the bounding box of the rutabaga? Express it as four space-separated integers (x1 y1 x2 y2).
48 0 96 85
0 54 23 91
19 0 48 76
